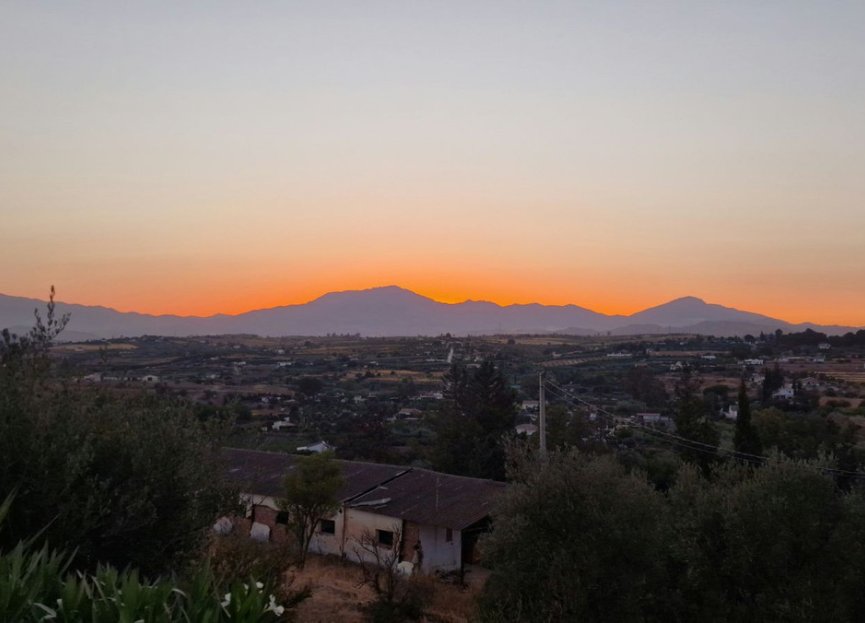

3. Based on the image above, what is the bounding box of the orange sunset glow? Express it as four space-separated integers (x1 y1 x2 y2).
2 2 864 328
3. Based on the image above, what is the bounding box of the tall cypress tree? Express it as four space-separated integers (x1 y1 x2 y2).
432 359 516 480
734 379 762 456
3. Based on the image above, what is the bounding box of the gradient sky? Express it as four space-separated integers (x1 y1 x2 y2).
2 1 864 325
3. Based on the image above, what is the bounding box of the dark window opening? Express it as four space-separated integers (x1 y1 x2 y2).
445 528 453 542
319 519 336 534
376 529 394 547
276 511 289 525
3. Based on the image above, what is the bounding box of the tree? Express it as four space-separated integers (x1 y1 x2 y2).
734 380 762 456
667 459 865 622
623 366 668 408
353 524 431 622
479 448 669 622
672 369 719 474
297 376 323 397
280 451 343 567
432 360 516 480
352 523 404 603
761 364 785 402
480 448 865 623
0 292 236 576
544 404 597 452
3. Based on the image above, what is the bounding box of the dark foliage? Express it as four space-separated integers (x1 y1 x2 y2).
0 292 238 576
431 360 517 480
480 448 865 623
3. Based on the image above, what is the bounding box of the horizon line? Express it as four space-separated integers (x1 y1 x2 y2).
1 285 861 329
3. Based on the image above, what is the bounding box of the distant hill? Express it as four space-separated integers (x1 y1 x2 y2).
0 286 859 339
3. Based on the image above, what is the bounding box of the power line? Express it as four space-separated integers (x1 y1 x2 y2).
541 376 865 479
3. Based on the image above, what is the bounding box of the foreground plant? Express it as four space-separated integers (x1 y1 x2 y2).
0 495 295 622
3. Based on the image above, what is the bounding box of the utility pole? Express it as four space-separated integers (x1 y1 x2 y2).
539 370 547 458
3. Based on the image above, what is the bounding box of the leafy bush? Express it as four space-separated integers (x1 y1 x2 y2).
479 449 865 623
0 294 238 576
208 533 305 600
0 495 296 622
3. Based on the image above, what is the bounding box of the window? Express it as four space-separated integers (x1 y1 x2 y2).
276 511 289 525
445 528 453 543
376 529 394 547
319 519 336 534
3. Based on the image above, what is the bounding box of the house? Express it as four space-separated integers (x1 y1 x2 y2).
222 448 406 549
296 441 333 454
345 469 504 573
271 419 294 432
635 413 676 431
515 423 538 437
721 405 738 421
772 385 795 401
395 408 422 421
221 448 504 574
140 374 160 383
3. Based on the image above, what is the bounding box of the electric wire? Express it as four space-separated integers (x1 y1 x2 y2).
541 376 865 478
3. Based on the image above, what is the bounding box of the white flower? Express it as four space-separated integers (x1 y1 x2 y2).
255 581 264 590
221 593 232 607
265 595 285 616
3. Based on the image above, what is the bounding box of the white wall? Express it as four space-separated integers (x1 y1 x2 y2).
344 508 402 566
240 492 343 556
308 507 345 557
418 525 461 572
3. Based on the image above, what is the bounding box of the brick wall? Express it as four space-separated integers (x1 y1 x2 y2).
247 504 289 543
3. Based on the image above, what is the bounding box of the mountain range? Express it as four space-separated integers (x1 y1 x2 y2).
0 286 859 340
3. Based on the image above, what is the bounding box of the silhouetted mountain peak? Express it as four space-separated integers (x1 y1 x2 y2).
666 296 706 305
312 285 432 305
0 287 859 338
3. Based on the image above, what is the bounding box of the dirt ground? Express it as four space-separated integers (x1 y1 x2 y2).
287 556 481 623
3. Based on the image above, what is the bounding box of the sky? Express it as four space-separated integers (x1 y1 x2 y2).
1 1 864 325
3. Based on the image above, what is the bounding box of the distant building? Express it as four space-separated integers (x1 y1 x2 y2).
515 423 538 437
772 385 795 401
635 413 676 431
296 441 334 454
396 408 422 420
721 405 738 421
